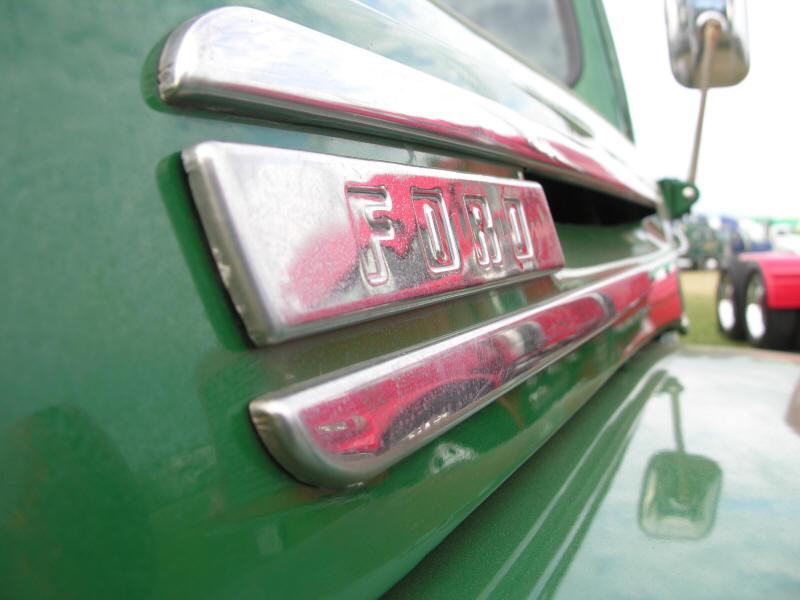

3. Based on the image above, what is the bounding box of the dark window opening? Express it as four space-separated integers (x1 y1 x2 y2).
528 172 655 225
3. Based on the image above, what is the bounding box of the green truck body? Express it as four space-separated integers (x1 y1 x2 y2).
2 1 798 598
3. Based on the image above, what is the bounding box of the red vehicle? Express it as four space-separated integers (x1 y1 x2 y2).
717 252 800 349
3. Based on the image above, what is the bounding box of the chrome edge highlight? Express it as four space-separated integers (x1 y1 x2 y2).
249 268 656 487
159 6 656 204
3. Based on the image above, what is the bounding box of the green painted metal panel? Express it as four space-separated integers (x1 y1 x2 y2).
0 1 684 598
572 0 634 139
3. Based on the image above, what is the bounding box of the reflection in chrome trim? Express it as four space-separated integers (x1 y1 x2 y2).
249 270 652 487
159 7 656 204
182 142 563 344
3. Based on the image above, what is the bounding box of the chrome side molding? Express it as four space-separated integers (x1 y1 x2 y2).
158 6 656 204
182 142 564 344
249 270 652 487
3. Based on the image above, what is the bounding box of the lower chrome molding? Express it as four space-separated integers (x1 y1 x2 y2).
249 267 656 487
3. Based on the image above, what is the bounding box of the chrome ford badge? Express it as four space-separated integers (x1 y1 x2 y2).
182 142 564 343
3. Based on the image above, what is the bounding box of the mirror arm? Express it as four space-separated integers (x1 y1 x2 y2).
687 19 723 183
670 394 686 454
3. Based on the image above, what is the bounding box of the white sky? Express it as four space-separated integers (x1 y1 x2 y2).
604 1 800 219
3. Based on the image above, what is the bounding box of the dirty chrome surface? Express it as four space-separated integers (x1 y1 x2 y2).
159 6 656 204
250 268 654 487
182 142 564 343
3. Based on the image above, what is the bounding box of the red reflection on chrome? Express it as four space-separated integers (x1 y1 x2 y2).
251 266 662 485
298 277 646 457
284 173 564 325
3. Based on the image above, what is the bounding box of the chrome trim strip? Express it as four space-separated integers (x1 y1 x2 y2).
182 142 564 344
556 248 674 282
159 7 656 204
249 267 653 487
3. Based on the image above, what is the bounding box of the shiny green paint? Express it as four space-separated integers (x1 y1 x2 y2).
660 177 700 219
388 343 800 598
571 0 635 139
1 1 675 598
2 310 657 599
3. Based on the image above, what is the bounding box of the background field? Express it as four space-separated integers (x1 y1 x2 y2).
679 270 745 347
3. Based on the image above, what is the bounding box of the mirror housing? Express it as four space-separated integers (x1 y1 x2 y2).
666 0 749 88
660 178 699 219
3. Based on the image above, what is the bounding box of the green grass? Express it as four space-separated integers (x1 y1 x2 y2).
679 271 747 347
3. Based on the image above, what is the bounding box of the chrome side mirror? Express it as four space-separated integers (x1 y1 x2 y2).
666 0 750 89
665 0 750 185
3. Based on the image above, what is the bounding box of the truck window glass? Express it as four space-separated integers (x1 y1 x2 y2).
436 0 581 85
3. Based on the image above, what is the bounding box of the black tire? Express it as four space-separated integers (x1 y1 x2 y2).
716 263 747 340
743 267 798 350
